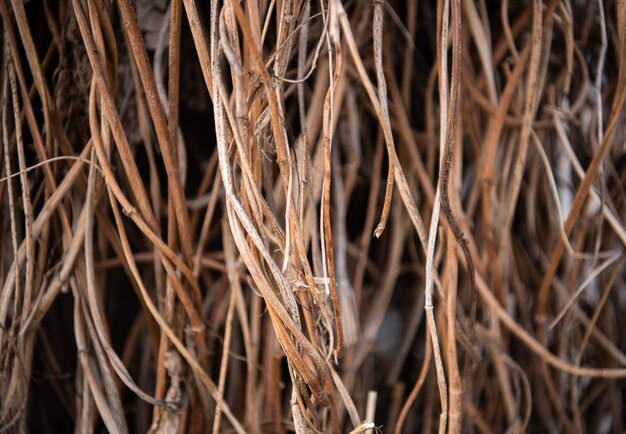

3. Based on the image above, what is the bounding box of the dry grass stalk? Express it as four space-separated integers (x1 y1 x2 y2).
1 0 626 433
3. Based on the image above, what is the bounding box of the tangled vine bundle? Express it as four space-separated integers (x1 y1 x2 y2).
1 0 626 433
